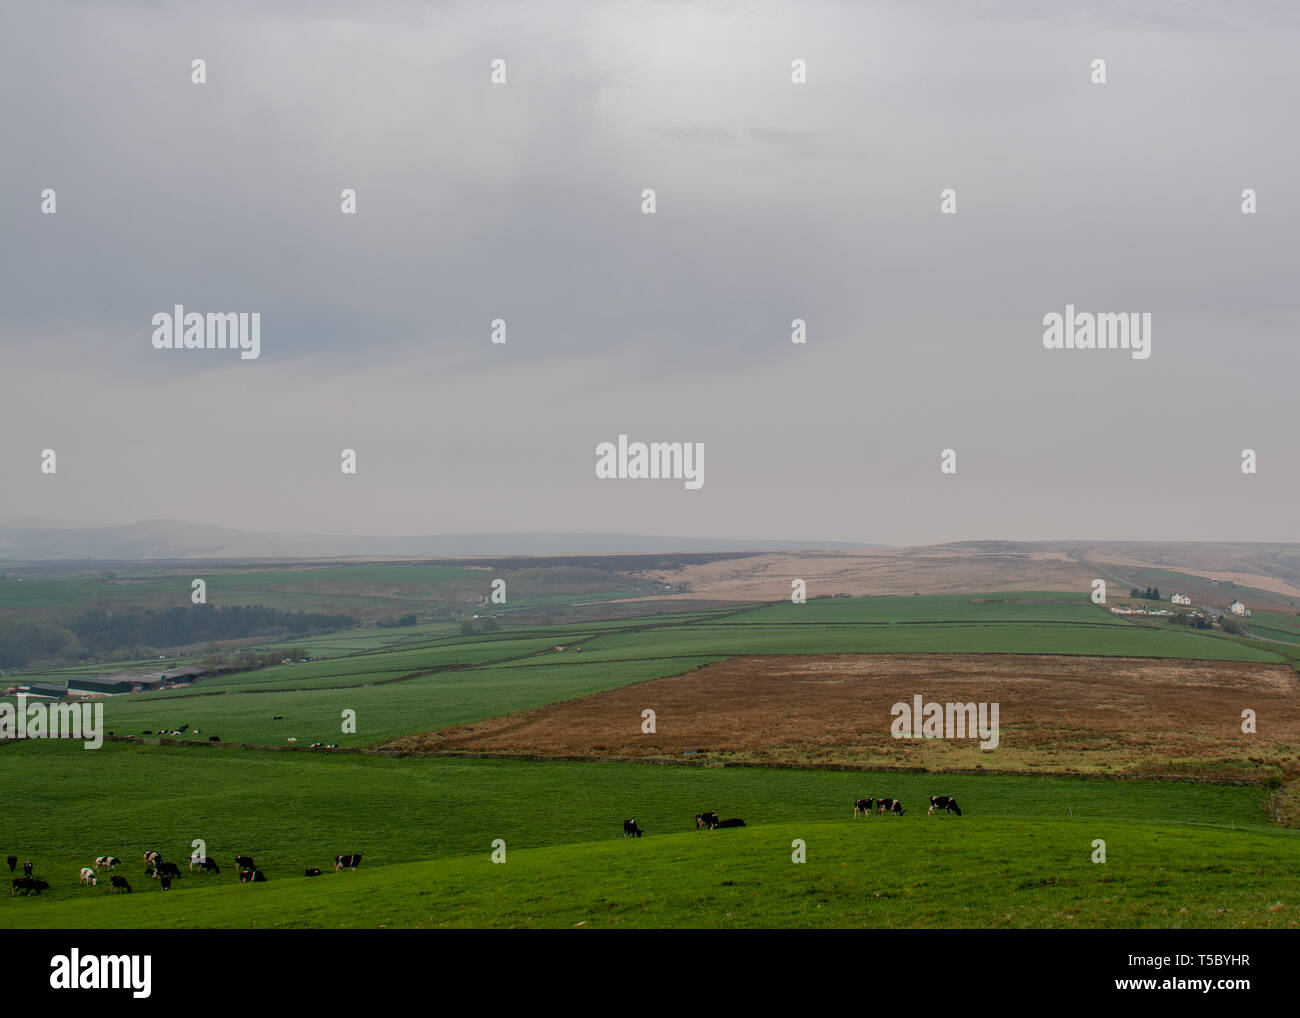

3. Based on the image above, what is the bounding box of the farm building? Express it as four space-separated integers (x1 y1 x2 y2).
98 670 163 691
1228 600 1248 616
160 667 202 684
1170 593 1192 605
67 675 136 696
21 682 68 699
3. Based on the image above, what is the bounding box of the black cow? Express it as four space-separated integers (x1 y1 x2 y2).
22 862 33 878
623 819 643 838
304 868 322 877
11 877 49 895
153 861 181 879
191 858 220 874
235 855 255 870
853 798 875 818
110 875 132 893
334 854 363 872
928 795 962 816
251 870 267 883
876 798 904 816
159 874 172 891
715 818 747 828
5 855 15 873
694 812 720 830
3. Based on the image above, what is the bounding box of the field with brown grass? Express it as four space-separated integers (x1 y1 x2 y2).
390 653 1300 779
643 541 1300 612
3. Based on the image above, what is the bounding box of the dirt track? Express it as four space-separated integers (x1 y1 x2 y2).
386 654 1300 777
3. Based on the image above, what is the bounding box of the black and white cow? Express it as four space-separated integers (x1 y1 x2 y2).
334 853 363 872
694 812 720 830
304 868 322 877
928 795 962 816
876 798 904 816
143 851 162 870
95 856 121 871
110 875 132 893
22 862 33 878
715 818 747 828
853 798 875 818
5 855 15 873
79 868 97 886
234 855 255 870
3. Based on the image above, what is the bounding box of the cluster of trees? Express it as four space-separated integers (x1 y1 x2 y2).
459 617 501 636
1166 612 1213 629
0 619 81 670
69 605 357 653
376 613 419 628
0 605 357 670
1129 586 1162 600
199 646 310 673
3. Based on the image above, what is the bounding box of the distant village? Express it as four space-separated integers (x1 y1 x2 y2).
1109 591 1250 621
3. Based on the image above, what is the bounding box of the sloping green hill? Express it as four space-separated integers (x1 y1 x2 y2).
8 820 1298 929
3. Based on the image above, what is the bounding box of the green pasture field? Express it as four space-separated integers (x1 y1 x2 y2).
0 742 1288 929
0 561 662 622
9 820 1296 930
2 656 723 747
739 592 1120 625
564 623 1284 663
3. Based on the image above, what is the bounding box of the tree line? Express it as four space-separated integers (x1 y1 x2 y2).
0 604 357 670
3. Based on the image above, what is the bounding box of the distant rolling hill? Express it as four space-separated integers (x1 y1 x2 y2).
0 519 877 561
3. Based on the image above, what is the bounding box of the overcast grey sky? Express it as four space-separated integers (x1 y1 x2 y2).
2 0 1297 545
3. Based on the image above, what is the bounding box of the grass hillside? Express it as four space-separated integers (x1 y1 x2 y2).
8 820 1298 929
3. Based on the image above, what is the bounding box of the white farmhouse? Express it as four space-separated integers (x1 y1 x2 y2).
1228 600 1247 616
1170 593 1192 605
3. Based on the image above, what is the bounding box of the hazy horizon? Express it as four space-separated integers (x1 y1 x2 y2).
4 1 1297 547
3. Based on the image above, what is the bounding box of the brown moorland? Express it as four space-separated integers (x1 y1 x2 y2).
635 541 1300 610
383 654 1300 778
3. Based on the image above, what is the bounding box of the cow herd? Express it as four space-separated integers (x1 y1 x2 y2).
6 848 366 897
10 795 968 899
853 796 963 817
618 798 963 838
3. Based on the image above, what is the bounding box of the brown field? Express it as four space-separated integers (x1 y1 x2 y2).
386 654 1300 778
639 541 1300 610
643 548 1094 601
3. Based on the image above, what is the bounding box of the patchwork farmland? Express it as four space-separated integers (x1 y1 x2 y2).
3 561 1299 928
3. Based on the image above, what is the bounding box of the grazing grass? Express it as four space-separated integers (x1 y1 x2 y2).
0 741 1275 914
3 657 723 748
7 817 1297 929
567 623 1282 662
